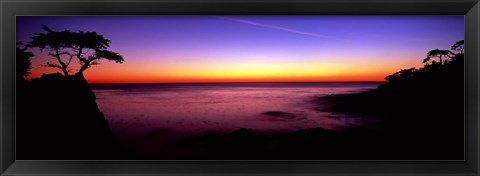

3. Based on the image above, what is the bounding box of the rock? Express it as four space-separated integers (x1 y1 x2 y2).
16 73 127 160
262 111 296 119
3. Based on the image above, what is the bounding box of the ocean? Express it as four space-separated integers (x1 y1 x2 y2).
91 82 381 142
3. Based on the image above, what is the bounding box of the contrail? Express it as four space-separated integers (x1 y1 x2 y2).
214 16 330 39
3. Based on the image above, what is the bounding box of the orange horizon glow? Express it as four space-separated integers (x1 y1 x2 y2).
25 56 415 84
25 68 400 84
18 16 463 84
26 70 391 84
85 78 388 84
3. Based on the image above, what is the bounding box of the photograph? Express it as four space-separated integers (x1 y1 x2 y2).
15 16 465 160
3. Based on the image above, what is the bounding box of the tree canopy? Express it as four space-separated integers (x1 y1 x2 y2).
451 40 464 54
386 40 463 83
26 25 124 76
424 49 454 65
16 42 33 79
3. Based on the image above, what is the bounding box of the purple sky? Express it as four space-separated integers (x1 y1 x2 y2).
16 16 464 83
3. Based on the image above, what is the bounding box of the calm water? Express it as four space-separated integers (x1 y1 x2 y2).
91 82 381 142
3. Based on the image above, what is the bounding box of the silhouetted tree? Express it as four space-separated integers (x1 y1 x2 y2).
16 42 33 79
422 57 431 65
385 68 416 82
451 40 464 54
26 25 124 76
426 49 454 65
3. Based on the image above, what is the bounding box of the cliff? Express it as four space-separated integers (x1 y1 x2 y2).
315 53 465 159
16 73 127 160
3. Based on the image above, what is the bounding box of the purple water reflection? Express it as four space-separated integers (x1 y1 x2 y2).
92 83 381 141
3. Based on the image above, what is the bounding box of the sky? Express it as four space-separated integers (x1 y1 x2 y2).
16 16 464 83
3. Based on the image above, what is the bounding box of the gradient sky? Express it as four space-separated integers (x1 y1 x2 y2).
16 16 464 83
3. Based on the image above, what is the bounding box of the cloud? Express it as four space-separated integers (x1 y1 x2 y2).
214 16 330 39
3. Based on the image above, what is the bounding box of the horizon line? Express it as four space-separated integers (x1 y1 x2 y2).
89 81 386 85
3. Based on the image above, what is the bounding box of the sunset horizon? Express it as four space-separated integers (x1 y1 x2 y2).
87 80 386 84
84 76 388 84
17 16 464 84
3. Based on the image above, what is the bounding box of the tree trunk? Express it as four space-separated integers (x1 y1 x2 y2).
61 68 69 76
76 62 90 75
439 54 442 65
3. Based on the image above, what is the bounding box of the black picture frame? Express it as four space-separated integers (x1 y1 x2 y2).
1 0 479 175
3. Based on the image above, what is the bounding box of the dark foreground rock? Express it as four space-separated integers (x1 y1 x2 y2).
170 125 462 160
16 73 128 160
313 54 465 160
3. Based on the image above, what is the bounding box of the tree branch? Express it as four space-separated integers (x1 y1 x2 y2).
65 53 75 66
76 46 88 63
54 47 70 76
41 62 62 69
